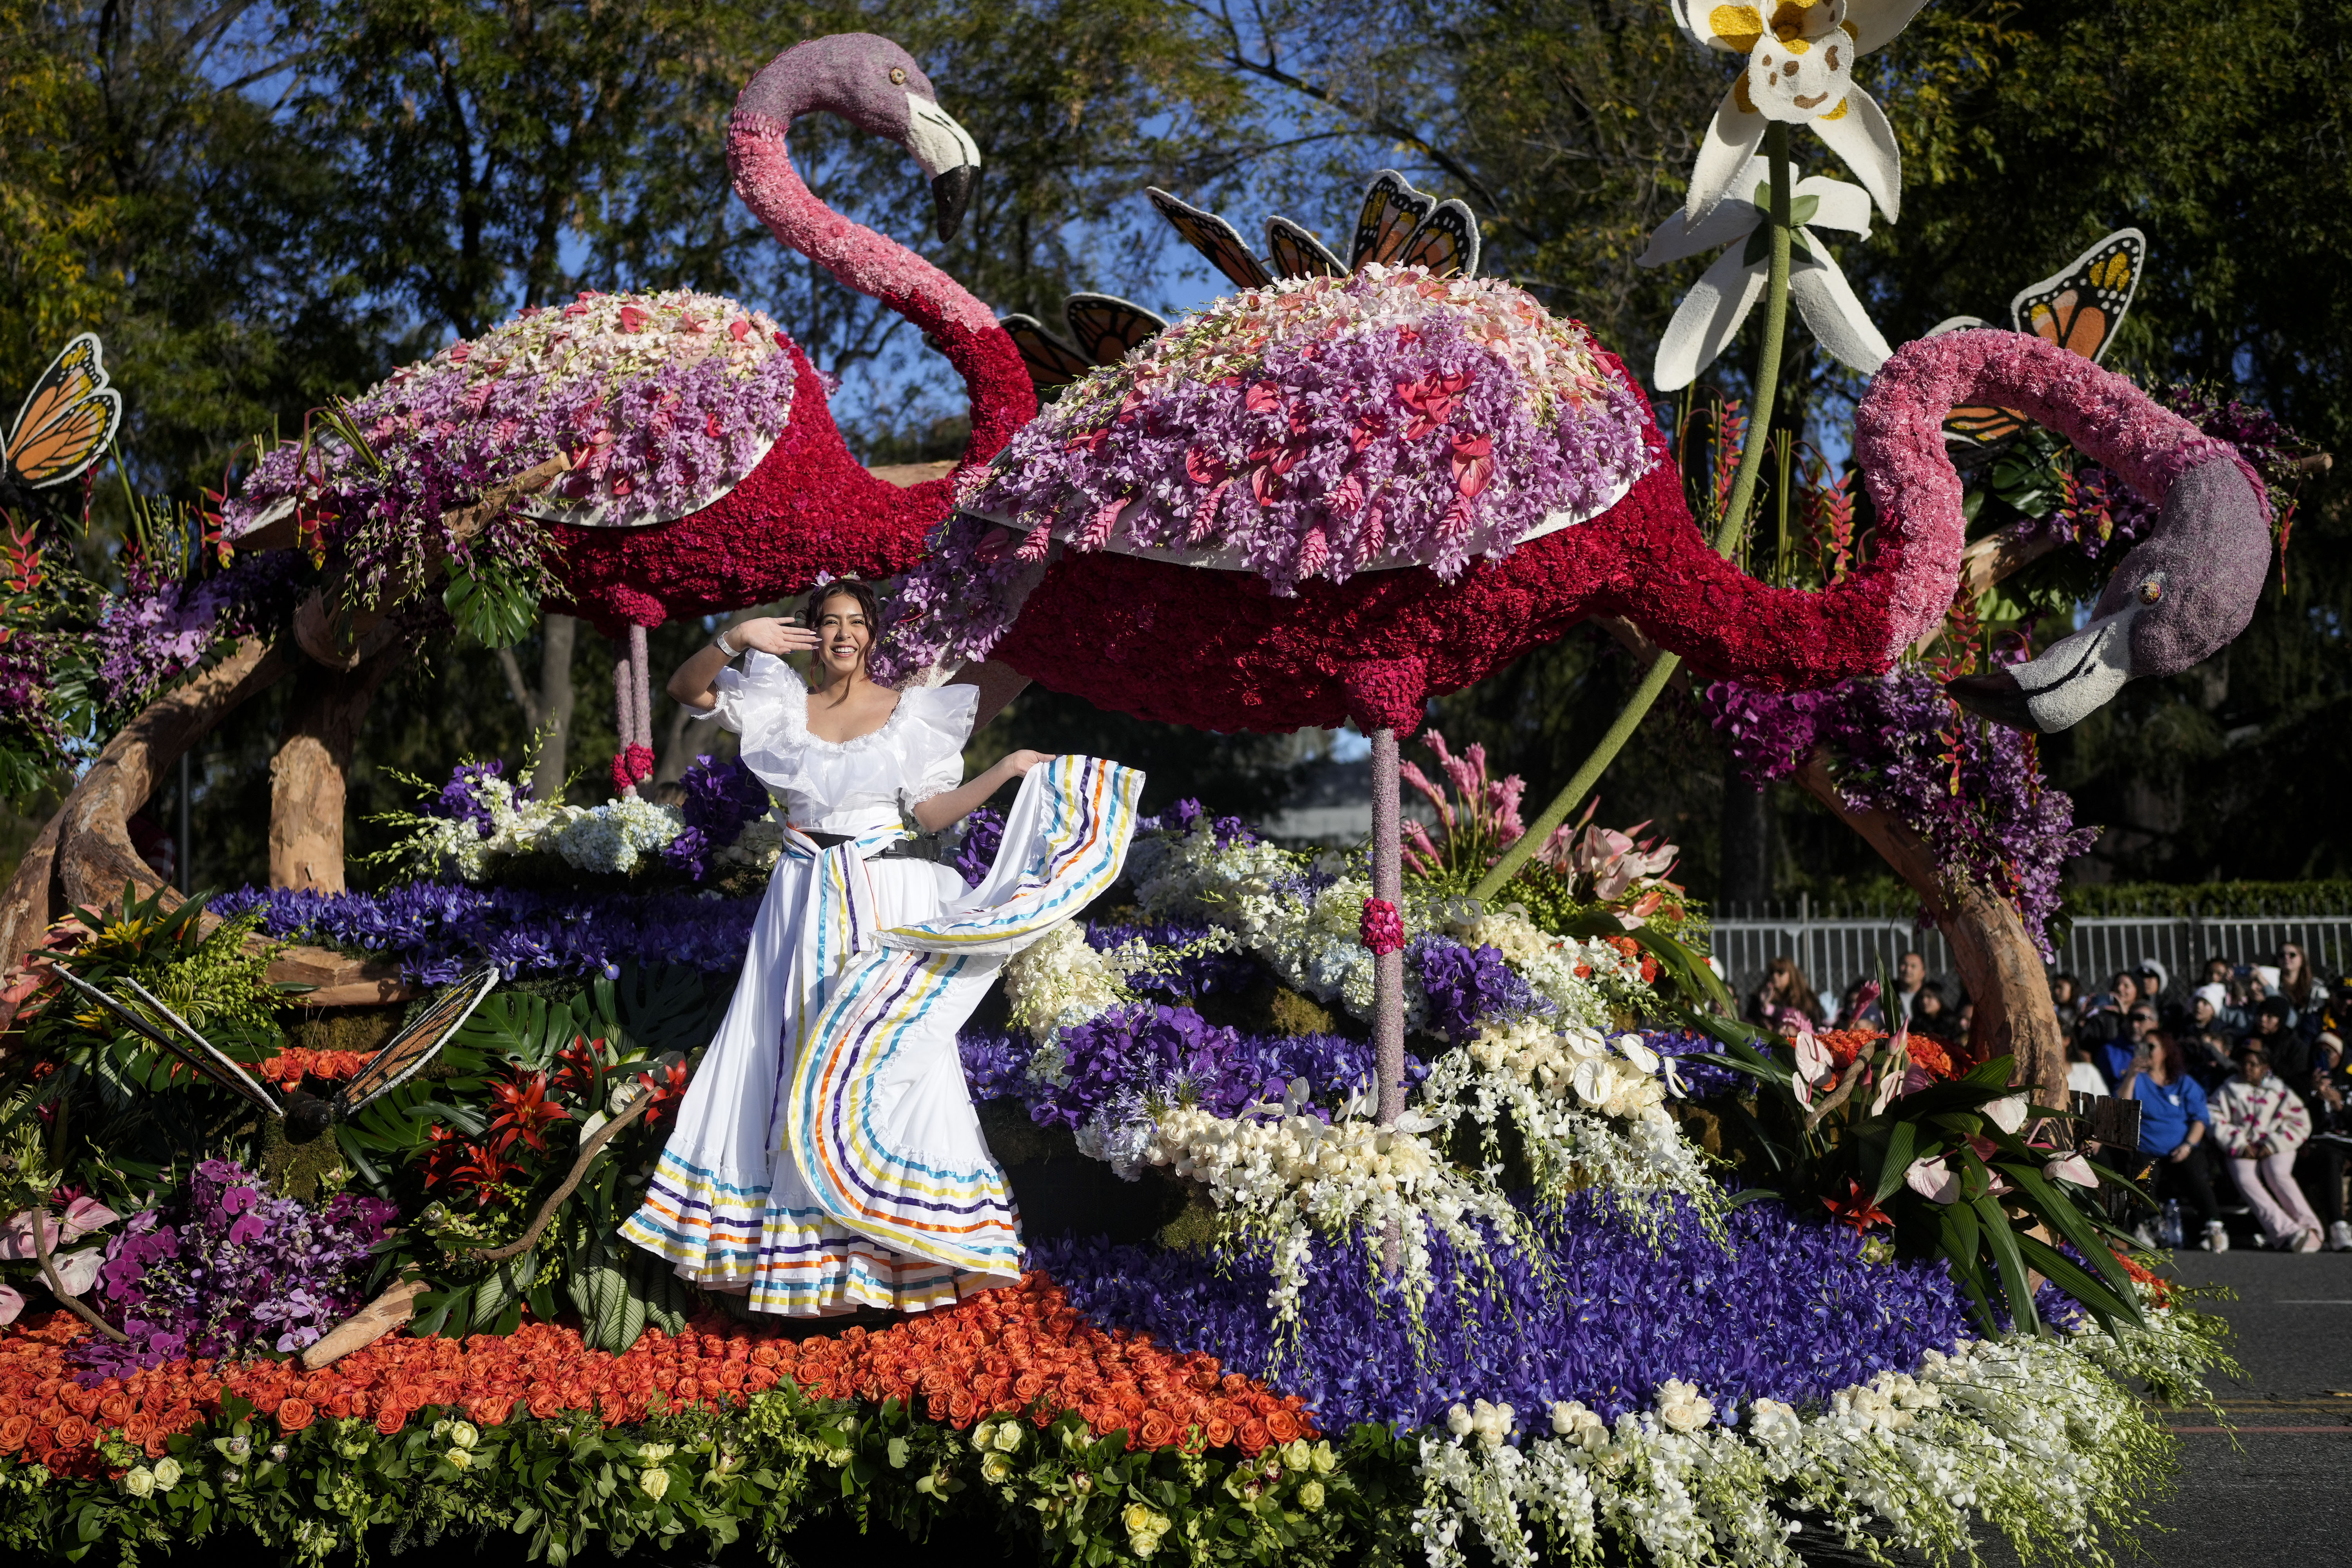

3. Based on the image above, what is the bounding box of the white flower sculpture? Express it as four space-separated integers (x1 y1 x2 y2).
1638 159 1892 388
1668 0 1931 222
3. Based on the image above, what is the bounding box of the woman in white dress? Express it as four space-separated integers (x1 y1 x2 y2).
619 581 1137 1316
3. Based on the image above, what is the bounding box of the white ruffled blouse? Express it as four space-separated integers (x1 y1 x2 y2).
696 652 978 835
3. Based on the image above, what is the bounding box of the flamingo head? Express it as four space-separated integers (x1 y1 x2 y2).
733 33 982 241
1947 456 2272 733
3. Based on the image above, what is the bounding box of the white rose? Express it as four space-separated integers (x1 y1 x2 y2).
122 1468 155 1499
151 1458 183 1490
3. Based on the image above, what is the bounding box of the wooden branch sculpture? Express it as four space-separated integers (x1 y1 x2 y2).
469 1080 655 1265
31 1209 127 1343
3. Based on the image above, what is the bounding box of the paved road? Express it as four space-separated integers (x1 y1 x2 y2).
2135 1251 2352 1567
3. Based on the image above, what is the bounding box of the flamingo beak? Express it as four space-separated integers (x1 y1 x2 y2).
1948 603 2141 734
905 94 981 240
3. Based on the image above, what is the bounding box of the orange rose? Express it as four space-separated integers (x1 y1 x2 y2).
1204 1417 1235 1449
1013 1372 1046 1402
97 1393 133 1426
947 1390 977 1427
276 1399 316 1433
1138 1411 1178 1449
1265 1408 1305 1443
142 1432 169 1459
467 1395 513 1426
1236 1417 1270 1456
0 1416 27 1451
51 1415 90 1451
374 1404 408 1436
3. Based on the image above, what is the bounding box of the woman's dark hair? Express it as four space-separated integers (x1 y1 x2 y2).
2279 945 2316 1009
2147 1031 2187 1082
1763 956 1819 1020
804 579 885 648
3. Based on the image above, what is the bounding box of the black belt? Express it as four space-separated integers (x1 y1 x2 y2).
801 829 921 859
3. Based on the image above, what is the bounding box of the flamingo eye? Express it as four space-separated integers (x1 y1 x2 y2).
2138 580 2163 605
889 66 907 85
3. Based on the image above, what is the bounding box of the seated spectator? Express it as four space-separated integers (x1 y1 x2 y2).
2076 971 2137 1056
2117 1033 2227 1252
2182 1030 2238 1093
1912 980 1958 1042
2243 996 2305 1082
2096 1003 2160 1091
2204 956 2234 991
2065 1042 2111 1099
1745 956 1825 1033
1893 950 1928 1026
2051 973 2083 1035
2325 976 2352 1039
1836 975 1884 1031
2295 1032 2352 1252
2191 982 2245 1043
2209 1047 2324 1252
1951 996 1975 1045
2136 958 2174 1028
2279 944 2319 1033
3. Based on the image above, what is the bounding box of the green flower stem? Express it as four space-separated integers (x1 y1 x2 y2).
1472 124 1793 905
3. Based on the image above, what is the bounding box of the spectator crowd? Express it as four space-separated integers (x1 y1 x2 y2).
1746 945 2352 1255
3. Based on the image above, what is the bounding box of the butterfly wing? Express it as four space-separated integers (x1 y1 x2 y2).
1146 188 1272 290
48 964 283 1114
1942 404 2029 450
4 334 122 490
1000 314 1098 391
1063 294 1169 365
1396 200 1481 278
1350 171 1437 269
2008 228 2146 364
1264 217 1348 280
335 963 501 1116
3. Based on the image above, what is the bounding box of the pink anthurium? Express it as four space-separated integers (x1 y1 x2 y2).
0 1283 20 1326
1904 1155 1960 1205
1982 1095 2031 1136
1791 1028 1835 1109
2044 1152 2099 1189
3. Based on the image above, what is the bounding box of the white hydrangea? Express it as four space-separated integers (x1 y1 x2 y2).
1002 922 1131 1042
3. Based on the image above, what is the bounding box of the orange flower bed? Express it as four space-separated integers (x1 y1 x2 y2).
0 1274 1310 1479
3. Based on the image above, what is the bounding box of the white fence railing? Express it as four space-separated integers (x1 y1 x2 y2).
1710 898 2352 1009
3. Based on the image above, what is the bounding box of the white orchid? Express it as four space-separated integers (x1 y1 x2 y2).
1668 0 1932 222
1639 159 1890 388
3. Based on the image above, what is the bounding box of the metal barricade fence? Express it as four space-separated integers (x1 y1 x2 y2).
1710 899 2352 1010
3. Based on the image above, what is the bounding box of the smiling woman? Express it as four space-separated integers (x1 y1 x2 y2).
624 579 1116 1318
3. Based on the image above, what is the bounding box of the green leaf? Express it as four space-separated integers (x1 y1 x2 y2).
2013 1231 2140 1332
1786 192 1819 227
1872 1119 1918 1204
1973 1190 2038 1333
443 561 539 649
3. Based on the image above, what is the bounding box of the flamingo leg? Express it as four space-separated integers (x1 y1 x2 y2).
1370 725 1406 1278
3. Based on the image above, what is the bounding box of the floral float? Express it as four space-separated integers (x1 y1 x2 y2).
0 730 2244 1567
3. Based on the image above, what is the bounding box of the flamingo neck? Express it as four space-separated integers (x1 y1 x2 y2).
727 114 1031 463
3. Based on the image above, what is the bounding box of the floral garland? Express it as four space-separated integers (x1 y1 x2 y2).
875 265 1652 677
1708 670 2096 955
221 290 797 606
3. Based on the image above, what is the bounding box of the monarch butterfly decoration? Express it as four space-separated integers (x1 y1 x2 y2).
0 334 123 511
1000 171 1485 394
1930 229 2147 454
49 960 499 1144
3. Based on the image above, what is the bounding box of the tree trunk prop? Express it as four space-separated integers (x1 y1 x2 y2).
269 637 408 893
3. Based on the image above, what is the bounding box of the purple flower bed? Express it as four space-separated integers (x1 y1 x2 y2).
1087 918 1261 1004
71 1160 396 1378
214 882 761 983
1641 1027 1752 1100
1710 670 2095 956
1034 1194 1971 1432
426 758 526 835
1142 799 1259 848
959 1006 1423 1129
91 552 306 715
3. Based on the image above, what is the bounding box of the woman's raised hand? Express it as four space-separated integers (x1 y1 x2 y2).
996 749 1054 780
732 616 820 657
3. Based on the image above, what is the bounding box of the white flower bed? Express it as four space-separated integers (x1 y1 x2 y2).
374 769 782 882
1412 1305 2196 1568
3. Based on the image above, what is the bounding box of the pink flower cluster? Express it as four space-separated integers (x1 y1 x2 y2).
1358 898 1405 956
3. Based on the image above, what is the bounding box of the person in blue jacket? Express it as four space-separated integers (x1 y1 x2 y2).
2118 1032 2228 1252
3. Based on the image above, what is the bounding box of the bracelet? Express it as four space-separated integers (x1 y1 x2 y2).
714 628 742 659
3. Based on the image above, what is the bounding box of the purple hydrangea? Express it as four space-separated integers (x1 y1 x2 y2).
1034 1193 1971 1432
1145 799 1260 849
426 758 524 837
1087 918 1261 1004
661 753 770 880
72 1159 397 1378
1709 671 2095 956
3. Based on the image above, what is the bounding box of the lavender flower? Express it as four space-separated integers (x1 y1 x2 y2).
1709 671 2095 956
1035 1193 1971 1432
954 806 1006 887
89 552 307 716
661 753 770 879
73 1159 396 1378
427 759 525 836
1412 936 1544 1041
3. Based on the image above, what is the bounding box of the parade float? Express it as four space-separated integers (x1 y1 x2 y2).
0 9 2300 1566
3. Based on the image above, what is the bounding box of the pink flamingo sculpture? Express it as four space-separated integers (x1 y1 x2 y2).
223 33 1034 789
895 277 2271 1118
